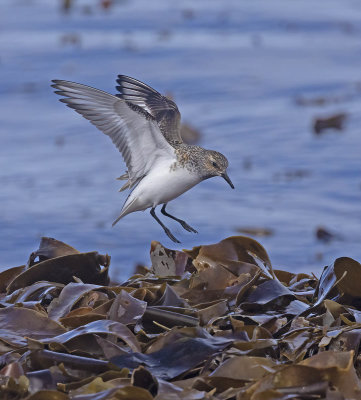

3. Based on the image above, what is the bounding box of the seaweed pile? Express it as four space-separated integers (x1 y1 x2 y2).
1 236 361 399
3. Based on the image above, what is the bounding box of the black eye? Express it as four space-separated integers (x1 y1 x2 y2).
212 161 218 168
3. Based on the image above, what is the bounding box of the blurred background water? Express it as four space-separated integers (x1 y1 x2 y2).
1 0 361 281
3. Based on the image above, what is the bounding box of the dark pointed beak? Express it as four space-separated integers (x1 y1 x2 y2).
221 171 234 189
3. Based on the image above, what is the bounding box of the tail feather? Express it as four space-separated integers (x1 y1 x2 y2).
112 214 123 227
116 171 131 192
112 196 139 226
118 181 131 192
116 172 129 180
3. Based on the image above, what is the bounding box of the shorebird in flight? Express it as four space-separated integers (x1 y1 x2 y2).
52 75 234 243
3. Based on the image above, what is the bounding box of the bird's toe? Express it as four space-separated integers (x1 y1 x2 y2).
165 228 181 243
180 222 198 233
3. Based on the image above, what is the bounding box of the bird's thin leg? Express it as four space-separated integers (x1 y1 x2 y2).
150 207 180 243
161 204 198 233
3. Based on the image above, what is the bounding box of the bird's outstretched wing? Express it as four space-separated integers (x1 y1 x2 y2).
115 75 183 146
52 80 176 189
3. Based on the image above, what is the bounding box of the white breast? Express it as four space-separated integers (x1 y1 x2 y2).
120 160 201 217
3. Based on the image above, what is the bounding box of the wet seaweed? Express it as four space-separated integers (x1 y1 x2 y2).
1 236 361 399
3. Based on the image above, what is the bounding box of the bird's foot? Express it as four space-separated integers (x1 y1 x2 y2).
179 221 198 233
164 228 181 243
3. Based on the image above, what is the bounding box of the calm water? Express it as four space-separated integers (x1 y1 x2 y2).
1 0 361 280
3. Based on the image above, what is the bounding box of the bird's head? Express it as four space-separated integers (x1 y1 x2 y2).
204 150 234 189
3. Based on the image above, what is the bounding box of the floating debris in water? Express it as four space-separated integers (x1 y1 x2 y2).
180 121 201 144
315 226 342 243
61 0 72 13
273 168 311 181
60 33 81 47
295 94 352 106
182 9 195 20
242 157 252 170
235 226 274 237
313 112 347 134
100 0 113 11
164 92 202 145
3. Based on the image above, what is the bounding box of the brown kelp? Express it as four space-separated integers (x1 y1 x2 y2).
1 236 361 399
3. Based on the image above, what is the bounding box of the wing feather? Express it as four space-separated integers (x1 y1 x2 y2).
115 75 183 145
52 80 176 187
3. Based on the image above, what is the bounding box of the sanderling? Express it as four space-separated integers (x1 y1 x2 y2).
52 75 234 243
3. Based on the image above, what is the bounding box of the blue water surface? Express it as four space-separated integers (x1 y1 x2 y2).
1 0 361 280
